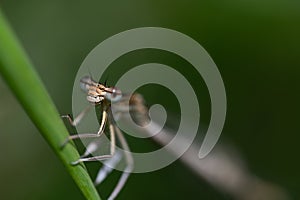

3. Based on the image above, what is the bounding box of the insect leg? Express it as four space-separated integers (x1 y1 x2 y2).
61 110 108 148
71 121 116 165
107 125 133 200
61 105 92 126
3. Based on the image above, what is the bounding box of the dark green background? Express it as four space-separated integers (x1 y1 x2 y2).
0 1 299 199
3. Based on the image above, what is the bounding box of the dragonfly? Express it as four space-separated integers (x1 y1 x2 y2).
61 75 149 200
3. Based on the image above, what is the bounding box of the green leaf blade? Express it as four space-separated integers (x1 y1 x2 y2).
0 8 101 200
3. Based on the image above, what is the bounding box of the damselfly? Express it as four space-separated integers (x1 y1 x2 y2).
61 76 289 200
61 76 149 200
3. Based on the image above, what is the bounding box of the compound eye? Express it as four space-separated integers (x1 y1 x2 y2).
106 87 122 102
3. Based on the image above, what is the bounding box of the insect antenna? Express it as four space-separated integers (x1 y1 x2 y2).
103 73 110 86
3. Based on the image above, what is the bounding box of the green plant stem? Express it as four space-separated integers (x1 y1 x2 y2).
0 9 101 200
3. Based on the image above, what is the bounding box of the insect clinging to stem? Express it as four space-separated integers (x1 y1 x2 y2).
61 75 149 200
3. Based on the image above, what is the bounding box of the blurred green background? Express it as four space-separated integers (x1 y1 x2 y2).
0 0 299 199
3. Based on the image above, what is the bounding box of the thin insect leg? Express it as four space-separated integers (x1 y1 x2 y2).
71 121 116 165
93 114 131 186
107 125 133 200
61 105 92 126
61 110 108 148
